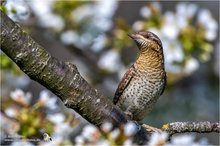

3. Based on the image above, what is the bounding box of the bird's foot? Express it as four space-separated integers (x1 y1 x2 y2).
142 124 162 133
124 111 133 120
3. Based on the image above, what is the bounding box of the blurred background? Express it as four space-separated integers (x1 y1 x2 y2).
0 0 219 145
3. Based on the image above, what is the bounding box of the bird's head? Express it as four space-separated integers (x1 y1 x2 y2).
128 31 162 53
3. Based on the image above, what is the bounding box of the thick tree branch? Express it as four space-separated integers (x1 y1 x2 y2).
162 121 220 136
0 10 149 144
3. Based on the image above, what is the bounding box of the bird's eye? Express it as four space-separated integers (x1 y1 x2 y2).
144 34 152 40
144 35 150 39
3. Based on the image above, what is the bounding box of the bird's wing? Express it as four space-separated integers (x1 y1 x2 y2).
160 72 167 95
113 65 136 104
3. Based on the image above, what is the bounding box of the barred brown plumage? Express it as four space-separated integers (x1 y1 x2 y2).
113 31 166 121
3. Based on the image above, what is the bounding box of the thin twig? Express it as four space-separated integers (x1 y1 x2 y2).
161 121 220 136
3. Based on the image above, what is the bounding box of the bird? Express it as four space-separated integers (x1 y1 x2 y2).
113 31 166 121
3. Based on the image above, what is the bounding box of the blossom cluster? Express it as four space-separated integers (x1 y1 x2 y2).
132 2 218 78
90 2 218 86
91 2 218 84
2 0 30 22
54 0 118 49
75 122 138 146
0 89 214 146
1 89 79 145
75 122 211 146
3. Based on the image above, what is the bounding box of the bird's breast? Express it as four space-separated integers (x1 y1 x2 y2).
118 69 165 111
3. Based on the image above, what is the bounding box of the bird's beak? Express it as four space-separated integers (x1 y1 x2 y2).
127 33 133 38
128 33 140 40
128 33 146 49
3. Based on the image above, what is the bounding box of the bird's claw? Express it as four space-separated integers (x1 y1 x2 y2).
142 124 162 133
124 111 133 120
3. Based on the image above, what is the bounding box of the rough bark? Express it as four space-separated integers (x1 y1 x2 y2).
0 10 149 144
